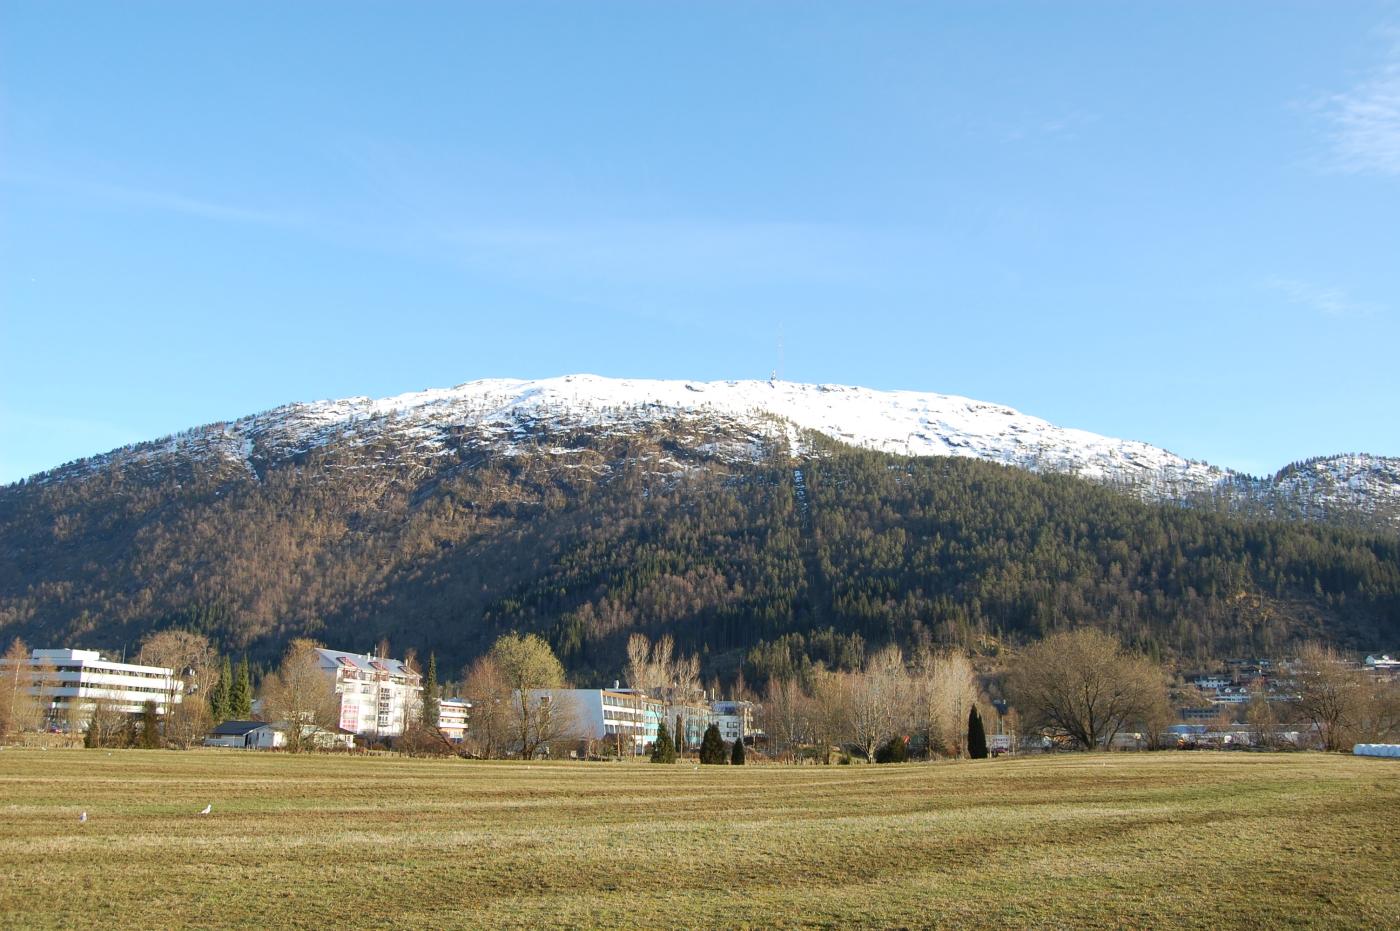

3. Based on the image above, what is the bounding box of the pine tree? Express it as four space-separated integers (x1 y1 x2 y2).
208 655 232 722
699 723 726 764
730 736 746 765
651 720 677 763
229 656 252 719
423 653 440 730
968 705 989 759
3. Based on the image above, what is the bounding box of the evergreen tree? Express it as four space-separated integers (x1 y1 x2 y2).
119 713 139 749
422 653 440 730
651 720 677 763
208 655 232 721
140 700 160 749
730 736 746 765
229 657 252 718
699 723 726 764
968 705 989 759
875 735 907 763
675 713 685 755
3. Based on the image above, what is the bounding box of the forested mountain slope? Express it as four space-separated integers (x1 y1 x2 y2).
3 415 1396 683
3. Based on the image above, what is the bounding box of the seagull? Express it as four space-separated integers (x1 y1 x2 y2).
197 804 212 815
78 811 87 823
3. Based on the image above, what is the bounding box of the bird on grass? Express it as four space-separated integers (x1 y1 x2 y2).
197 804 212 815
78 811 87 824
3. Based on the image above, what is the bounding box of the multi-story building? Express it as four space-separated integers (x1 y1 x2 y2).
533 688 665 754
1 648 182 728
438 698 471 742
315 649 422 738
711 699 758 744
665 700 713 752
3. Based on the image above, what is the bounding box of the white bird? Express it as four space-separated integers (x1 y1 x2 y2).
78 811 87 824
197 804 211 815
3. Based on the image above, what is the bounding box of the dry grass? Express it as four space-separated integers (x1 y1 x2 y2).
0 750 1396 929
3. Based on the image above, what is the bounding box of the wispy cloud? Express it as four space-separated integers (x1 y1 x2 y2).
2 169 305 227
1000 109 1099 143
438 219 925 287
1266 277 1384 318
93 182 304 226
1321 33 1400 176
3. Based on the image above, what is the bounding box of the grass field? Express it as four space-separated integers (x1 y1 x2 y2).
0 750 1396 929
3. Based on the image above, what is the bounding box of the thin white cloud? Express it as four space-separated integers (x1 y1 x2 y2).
1323 34 1400 176
438 219 928 287
1266 277 1383 318
1 169 305 227
94 182 303 226
1001 109 1099 143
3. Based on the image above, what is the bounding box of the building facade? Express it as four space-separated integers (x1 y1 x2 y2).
711 699 757 744
438 698 471 742
665 700 714 752
534 688 666 754
315 649 422 738
2 648 183 728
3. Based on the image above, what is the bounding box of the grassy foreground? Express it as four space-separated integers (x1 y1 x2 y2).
0 750 1396 929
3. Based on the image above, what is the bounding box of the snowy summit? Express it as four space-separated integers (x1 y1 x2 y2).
31 374 1400 530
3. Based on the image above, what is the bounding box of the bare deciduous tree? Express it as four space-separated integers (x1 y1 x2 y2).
137 629 219 744
1293 643 1370 751
461 655 511 759
259 638 341 751
625 632 701 702
84 696 127 748
760 676 811 762
846 645 909 762
807 666 851 764
911 647 978 757
1007 628 1167 751
0 638 42 736
1246 691 1279 750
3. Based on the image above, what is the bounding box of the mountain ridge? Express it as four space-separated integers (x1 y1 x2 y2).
19 374 1400 533
3 378 1398 677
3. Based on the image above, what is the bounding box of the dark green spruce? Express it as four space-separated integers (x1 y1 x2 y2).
422 653 440 730
651 721 677 763
699 724 726 764
968 706 989 760
229 657 252 719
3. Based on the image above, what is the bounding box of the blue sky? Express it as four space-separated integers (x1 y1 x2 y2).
3 1 1399 483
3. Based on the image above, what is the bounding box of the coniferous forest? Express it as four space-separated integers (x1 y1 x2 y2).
1 422 1397 685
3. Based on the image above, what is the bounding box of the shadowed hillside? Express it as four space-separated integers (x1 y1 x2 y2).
2 422 1397 681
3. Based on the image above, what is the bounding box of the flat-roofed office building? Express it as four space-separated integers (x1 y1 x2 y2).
3 648 182 727
531 688 665 754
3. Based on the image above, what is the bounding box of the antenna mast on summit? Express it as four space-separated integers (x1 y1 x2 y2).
774 322 784 383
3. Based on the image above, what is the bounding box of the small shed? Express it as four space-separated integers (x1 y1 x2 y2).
203 720 266 749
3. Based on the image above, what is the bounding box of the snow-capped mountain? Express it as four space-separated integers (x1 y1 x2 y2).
30 374 1400 531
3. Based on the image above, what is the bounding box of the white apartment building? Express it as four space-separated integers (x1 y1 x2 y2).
316 648 422 738
532 688 665 753
665 700 714 752
4 648 182 727
711 699 758 744
438 698 471 742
